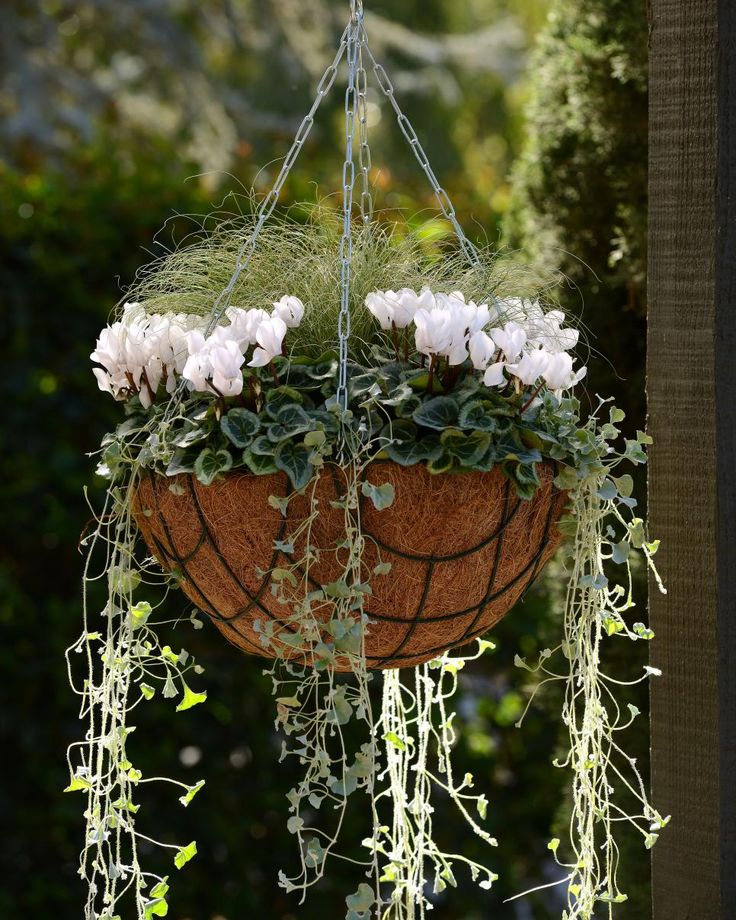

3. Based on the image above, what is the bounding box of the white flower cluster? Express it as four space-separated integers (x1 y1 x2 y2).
91 296 305 403
365 288 586 395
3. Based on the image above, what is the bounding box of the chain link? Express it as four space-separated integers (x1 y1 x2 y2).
204 29 349 335
336 20 360 410
356 33 373 226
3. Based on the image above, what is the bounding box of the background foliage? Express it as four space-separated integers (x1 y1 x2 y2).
0 0 649 916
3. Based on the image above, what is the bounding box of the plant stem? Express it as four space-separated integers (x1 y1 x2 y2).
520 382 545 415
391 323 400 363
141 369 157 405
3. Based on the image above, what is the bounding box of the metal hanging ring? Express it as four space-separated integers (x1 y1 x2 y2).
350 0 364 23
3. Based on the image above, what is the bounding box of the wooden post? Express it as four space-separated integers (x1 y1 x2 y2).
648 0 736 916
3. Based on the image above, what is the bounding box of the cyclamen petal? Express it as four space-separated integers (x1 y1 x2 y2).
469 331 497 371
446 338 470 367
483 361 507 388
490 322 527 362
182 352 212 392
210 341 245 396
542 352 575 390
413 308 454 357
225 307 270 347
507 349 549 386
365 292 395 330
248 316 287 366
272 296 304 328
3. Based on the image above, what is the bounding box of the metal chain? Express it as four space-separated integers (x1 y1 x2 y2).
204 28 349 335
361 34 481 269
356 30 373 225
200 0 484 419
336 18 360 410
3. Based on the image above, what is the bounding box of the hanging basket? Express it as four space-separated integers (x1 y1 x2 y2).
133 462 567 669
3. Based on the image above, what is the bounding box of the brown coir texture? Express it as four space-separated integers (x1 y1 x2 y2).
133 462 567 670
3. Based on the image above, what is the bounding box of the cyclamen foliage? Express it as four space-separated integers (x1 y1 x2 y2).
94 290 590 500
72 231 665 920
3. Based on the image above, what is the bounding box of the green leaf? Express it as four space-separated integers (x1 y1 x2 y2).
633 622 655 640
173 424 210 449
249 434 276 456
629 518 646 548
554 466 579 490
194 448 232 486
361 481 395 510
144 898 168 919
373 561 392 576
274 440 313 490
457 399 499 432
547 837 560 854
243 449 278 475
413 396 459 430
612 474 634 498
345 883 374 913
383 731 406 752
611 541 631 565
175 683 207 712
140 683 155 700
150 878 169 899
303 429 326 448
166 449 197 476
220 408 261 447
130 601 152 629
384 435 442 466
597 478 618 501
287 815 304 834
328 689 354 725
174 840 197 869
179 779 205 807
440 428 491 466
265 386 304 412
267 404 313 441
64 775 92 793
426 452 454 474
624 439 647 464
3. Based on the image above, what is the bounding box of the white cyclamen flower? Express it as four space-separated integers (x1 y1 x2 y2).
271 295 305 328
248 315 287 367
507 348 549 386
528 307 580 353
91 322 129 396
182 328 247 395
490 321 527 362
226 307 269 348
365 291 394 330
210 340 246 396
468 330 497 371
413 307 455 359
543 351 588 392
182 331 214 392
365 287 434 330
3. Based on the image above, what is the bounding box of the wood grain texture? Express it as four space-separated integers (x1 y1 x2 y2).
648 0 736 916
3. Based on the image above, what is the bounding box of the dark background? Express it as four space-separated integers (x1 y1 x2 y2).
0 0 648 916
